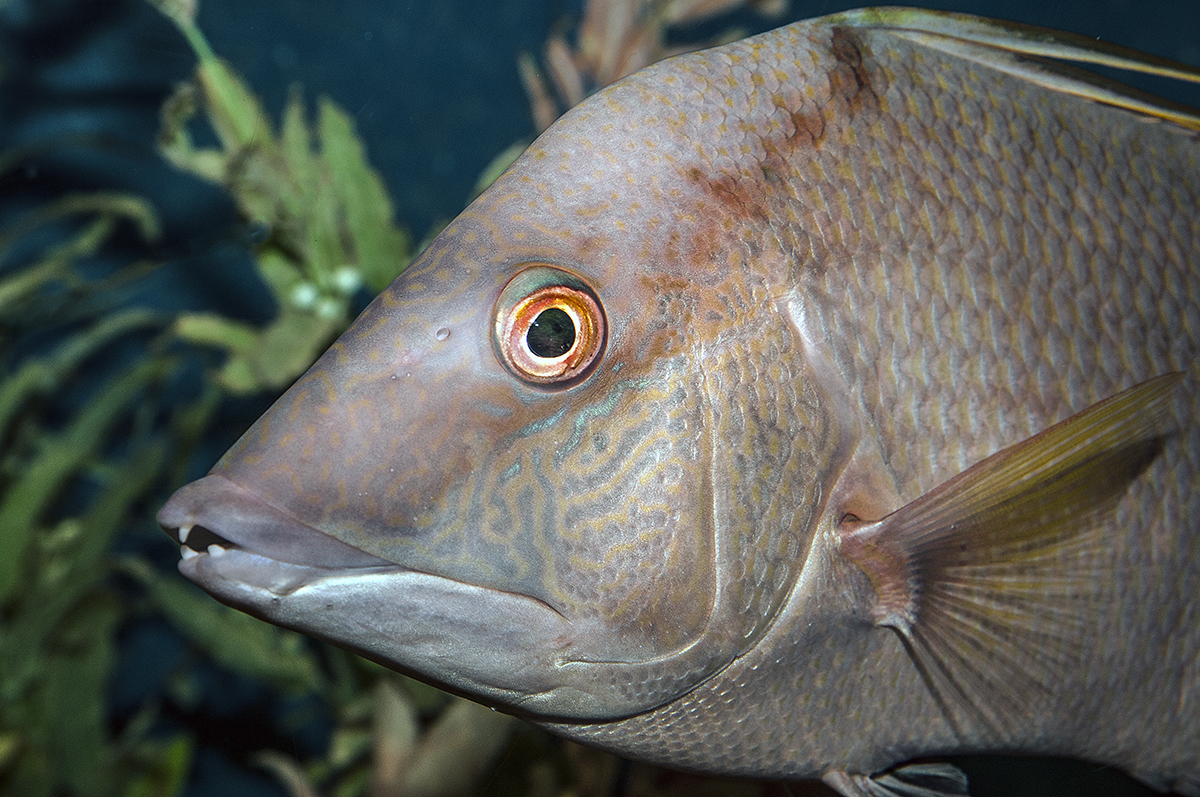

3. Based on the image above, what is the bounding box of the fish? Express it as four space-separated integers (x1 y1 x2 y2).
157 7 1200 796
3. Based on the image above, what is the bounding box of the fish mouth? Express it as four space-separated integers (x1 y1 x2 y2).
157 474 395 572
156 474 619 718
157 475 728 721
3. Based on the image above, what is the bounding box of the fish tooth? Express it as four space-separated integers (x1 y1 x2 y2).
178 524 193 545
180 546 199 561
207 544 227 557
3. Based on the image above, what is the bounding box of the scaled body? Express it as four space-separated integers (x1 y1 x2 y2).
159 9 1200 795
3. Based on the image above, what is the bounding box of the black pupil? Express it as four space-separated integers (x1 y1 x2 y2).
526 307 576 358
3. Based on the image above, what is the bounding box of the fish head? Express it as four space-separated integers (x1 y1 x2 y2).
159 57 843 721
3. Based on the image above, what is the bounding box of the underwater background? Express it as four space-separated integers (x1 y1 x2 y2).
0 1 1198 796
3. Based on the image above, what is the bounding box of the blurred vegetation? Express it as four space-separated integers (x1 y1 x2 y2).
151 0 412 394
0 185 187 796
0 1 797 796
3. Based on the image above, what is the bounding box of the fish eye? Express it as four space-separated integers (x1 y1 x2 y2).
493 265 606 387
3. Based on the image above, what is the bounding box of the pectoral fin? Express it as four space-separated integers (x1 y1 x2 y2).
822 762 969 797
839 373 1182 736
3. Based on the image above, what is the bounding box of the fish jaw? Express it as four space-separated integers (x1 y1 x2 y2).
159 472 723 720
174 546 614 717
159 474 628 718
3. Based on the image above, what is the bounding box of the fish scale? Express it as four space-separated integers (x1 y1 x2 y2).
557 13 1200 782
829 13 1196 761
158 9 1200 796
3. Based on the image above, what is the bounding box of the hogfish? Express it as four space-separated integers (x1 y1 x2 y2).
159 8 1200 796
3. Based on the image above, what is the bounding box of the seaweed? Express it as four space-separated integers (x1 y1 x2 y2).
0 176 190 795
150 0 412 395
0 0 422 789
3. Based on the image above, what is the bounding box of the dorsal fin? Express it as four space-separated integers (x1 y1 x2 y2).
827 7 1200 132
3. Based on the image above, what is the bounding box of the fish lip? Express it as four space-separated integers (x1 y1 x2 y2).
178 547 611 718
157 474 393 569
177 545 409 597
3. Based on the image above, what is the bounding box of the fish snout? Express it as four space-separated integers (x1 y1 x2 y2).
157 474 393 568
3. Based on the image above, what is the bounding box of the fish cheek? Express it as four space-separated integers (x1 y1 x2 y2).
538 366 717 658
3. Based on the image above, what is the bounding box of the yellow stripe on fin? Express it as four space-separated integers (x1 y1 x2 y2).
827 7 1200 133
839 373 1183 739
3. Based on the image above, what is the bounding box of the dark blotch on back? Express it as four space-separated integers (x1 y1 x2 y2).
828 26 878 119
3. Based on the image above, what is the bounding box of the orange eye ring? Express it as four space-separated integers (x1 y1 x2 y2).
493 266 606 387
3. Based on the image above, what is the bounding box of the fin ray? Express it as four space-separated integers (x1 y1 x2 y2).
823 762 970 797
829 8 1200 132
840 373 1182 738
